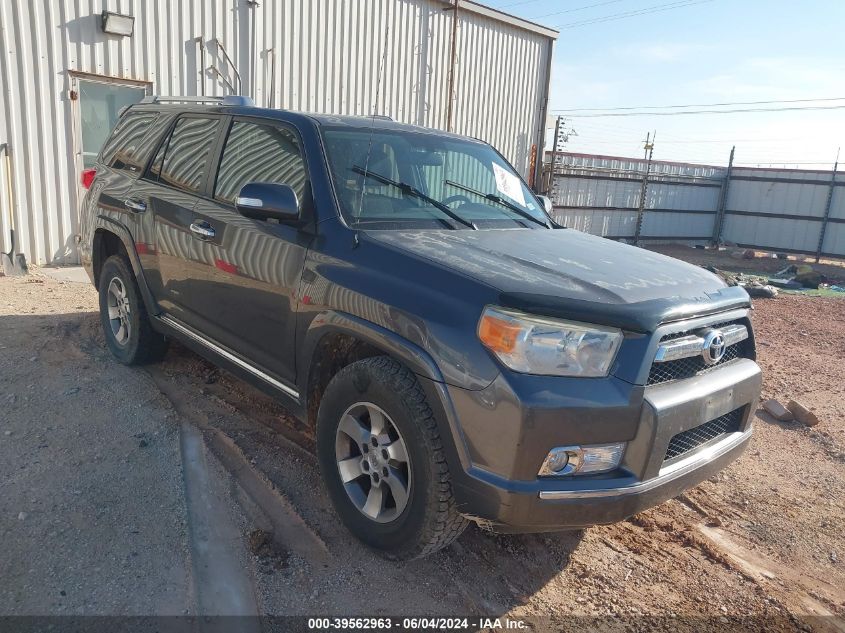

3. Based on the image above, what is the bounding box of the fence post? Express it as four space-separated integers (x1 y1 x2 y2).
634 139 654 246
815 155 839 262
711 145 734 246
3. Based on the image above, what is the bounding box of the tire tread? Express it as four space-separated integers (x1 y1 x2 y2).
100 254 168 365
320 356 469 559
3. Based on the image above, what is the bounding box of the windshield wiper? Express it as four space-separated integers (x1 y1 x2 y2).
351 165 477 230
445 179 550 228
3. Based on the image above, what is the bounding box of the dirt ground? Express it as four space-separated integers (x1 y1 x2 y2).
649 244 845 283
1 258 844 632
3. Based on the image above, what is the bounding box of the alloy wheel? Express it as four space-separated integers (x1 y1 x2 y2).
334 402 411 523
106 277 131 346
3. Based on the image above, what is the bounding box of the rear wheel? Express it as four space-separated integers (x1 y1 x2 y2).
317 356 469 560
98 255 168 365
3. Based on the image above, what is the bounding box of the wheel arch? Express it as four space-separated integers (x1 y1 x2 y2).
92 217 159 316
299 311 446 431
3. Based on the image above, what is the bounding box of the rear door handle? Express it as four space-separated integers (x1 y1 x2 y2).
124 198 146 212
189 220 215 239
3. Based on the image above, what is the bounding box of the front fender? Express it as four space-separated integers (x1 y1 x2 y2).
298 310 474 471
298 310 445 386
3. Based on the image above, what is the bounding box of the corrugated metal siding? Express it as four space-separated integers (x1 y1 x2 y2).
549 152 845 258
721 167 840 253
0 0 554 265
551 153 724 240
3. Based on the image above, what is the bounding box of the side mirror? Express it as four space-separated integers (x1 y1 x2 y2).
536 195 553 214
236 182 300 223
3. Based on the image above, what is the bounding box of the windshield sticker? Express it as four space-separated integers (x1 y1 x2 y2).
492 163 526 206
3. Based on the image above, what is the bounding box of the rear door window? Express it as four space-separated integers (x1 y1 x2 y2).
152 116 221 194
100 112 159 176
214 120 307 204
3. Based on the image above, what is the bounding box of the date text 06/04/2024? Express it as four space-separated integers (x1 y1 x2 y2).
306 617 528 630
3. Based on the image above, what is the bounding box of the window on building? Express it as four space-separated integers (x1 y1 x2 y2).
78 79 147 169
155 117 221 194
214 121 307 204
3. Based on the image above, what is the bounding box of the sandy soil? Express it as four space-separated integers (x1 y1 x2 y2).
648 243 845 282
1 265 843 632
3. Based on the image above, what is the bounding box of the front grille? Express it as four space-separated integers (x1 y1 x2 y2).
647 320 752 385
664 408 743 462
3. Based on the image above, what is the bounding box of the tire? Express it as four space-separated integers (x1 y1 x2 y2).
317 356 469 560
98 254 168 365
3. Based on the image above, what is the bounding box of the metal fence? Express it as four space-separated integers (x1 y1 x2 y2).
547 152 845 260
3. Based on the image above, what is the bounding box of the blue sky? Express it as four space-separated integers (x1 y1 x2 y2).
484 0 845 168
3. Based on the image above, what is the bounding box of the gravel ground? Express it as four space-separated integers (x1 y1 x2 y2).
0 276 192 615
1 263 843 632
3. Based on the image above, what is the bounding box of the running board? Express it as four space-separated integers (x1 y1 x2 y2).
159 315 300 401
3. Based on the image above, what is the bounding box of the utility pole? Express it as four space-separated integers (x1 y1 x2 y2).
551 116 562 170
445 0 460 133
634 131 656 246
712 145 735 246
550 115 576 167
548 116 577 195
816 148 840 262
642 131 653 160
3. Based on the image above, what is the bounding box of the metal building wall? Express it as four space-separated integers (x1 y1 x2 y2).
0 0 556 265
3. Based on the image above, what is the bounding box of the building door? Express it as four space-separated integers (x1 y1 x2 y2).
73 77 149 169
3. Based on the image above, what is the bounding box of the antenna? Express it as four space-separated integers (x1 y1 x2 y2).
357 23 391 218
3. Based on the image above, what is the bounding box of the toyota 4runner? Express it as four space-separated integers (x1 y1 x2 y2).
79 95 761 560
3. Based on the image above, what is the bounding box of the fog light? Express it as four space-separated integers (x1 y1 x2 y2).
538 443 626 477
545 449 572 473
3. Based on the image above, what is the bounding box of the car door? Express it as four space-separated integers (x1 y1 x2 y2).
87 110 162 253
187 116 313 387
130 114 225 324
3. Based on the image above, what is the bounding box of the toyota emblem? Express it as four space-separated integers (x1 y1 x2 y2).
701 330 726 365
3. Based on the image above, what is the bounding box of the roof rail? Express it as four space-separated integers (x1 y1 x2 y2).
139 95 255 106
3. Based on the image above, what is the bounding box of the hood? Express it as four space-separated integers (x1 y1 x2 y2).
365 228 750 332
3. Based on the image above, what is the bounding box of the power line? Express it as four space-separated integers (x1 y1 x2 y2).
557 0 712 29
490 0 545 9
530 0 627 20
553 96 845 113
561 104 845 117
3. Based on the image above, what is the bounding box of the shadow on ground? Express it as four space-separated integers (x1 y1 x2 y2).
1 309 584 618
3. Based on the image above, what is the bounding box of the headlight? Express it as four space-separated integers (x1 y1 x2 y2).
477 307 622 377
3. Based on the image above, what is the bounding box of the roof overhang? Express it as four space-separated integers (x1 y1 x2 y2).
442 0 559 40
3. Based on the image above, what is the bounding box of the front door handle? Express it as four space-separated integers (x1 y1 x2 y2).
124 198 146 212
189 220 215 239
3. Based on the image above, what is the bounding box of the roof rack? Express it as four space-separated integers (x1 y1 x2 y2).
139 95 255 106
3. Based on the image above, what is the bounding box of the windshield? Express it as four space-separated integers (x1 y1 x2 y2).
322 127 550 230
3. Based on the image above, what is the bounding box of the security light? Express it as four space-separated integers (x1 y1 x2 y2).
101 10 134 37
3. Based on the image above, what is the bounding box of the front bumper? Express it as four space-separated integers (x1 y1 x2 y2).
445 358 761 533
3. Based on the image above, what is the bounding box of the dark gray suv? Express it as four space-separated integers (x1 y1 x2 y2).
78 95 761 559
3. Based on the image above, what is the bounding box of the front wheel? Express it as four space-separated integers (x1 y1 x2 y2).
316 357 469 560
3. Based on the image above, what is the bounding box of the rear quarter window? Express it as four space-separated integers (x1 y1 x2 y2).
150 116 221 194
100 112 160 176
